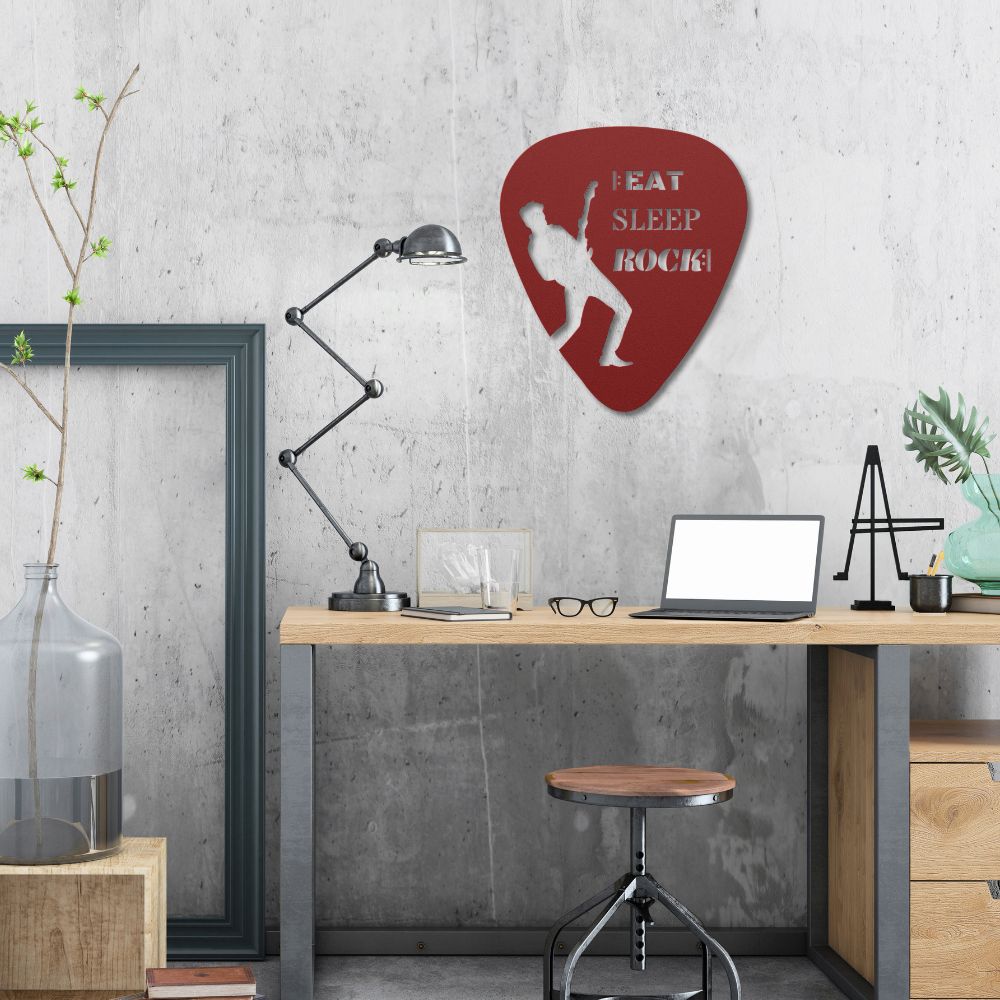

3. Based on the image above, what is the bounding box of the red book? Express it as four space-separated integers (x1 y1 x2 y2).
146 966 256 998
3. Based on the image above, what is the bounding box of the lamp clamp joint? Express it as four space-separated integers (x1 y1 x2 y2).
365 378 385 399
278 449 296 468
284 306 303 326
373 237 395 258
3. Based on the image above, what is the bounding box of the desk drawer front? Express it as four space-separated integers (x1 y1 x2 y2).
912 881 1000 998
912 763 1000 879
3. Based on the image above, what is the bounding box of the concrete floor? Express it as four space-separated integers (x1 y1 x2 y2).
248 955 846 998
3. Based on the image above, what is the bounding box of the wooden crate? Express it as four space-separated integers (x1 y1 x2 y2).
0 837 166 993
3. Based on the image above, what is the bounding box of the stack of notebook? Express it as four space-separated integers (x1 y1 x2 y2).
137 967 260 1000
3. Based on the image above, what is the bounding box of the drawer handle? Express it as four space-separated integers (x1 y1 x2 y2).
990 881 1000 900
989 762 1000 781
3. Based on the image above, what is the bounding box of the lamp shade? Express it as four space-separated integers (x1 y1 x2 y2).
398 224 466 265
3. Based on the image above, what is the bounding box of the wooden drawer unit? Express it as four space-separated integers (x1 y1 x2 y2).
912 881 1000 998
911 720 1000 999
912 762 1000 878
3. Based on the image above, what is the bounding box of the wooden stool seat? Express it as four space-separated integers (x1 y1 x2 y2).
546 764 735 808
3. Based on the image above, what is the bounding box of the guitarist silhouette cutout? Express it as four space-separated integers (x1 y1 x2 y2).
519 180 633 367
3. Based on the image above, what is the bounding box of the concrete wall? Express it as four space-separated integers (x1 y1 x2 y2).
1 0 998 929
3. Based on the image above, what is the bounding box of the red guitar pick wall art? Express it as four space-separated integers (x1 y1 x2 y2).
500 127 747 412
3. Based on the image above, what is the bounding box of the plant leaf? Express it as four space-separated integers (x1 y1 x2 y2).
11 331 33 365
90 235 112 258
21 463 46 483
63 287 82 306
903 387 996 484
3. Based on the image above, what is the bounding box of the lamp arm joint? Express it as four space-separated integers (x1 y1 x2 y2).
278 240 395 561
277 452 369 561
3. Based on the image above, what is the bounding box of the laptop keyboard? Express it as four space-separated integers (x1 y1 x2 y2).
633 609 803 620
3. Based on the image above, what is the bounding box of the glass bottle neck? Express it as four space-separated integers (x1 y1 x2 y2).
20 563 61 606
24 563 58 582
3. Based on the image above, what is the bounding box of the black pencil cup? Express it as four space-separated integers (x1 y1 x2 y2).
909 574 952 613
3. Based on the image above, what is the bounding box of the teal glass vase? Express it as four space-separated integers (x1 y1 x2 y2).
944 474 1000 595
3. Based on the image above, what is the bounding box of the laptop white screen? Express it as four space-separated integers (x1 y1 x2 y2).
664 518 821 603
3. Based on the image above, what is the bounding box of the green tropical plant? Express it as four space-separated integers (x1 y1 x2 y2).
903 387 1000 527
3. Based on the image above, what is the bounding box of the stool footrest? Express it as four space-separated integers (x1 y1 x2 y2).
544 869 740 999
558 993 705 1000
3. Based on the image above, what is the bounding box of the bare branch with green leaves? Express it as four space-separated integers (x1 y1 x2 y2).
1 65 139 563
30 131 85 233
0 331 62 430
0 109 75 278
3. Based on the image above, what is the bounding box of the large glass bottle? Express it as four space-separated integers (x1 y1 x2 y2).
0 563 122 863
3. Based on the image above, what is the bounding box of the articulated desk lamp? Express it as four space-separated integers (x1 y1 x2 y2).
279 224 467 611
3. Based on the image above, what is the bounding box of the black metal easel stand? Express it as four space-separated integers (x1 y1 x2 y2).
833 444 943 610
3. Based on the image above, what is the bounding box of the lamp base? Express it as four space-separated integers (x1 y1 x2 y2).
850 599 895 611
328 590 410 612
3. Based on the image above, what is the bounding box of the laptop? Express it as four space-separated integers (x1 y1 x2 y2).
630 514 825 622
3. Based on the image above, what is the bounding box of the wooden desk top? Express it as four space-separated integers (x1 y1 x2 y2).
279 606 1000 646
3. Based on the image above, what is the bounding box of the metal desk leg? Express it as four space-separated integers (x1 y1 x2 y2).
806 645 830 961
807 644 910 1000
872 645 910 999
280 643 316 1000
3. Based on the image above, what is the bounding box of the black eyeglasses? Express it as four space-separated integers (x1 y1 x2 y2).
548 597 618 617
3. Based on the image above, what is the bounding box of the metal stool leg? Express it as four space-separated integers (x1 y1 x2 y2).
646 875 741 1000
629 808 651 972
543 798 739 1000
560 877 639 1000
543 876 628 1000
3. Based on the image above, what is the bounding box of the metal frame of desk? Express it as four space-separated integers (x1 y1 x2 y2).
278 606 1000 1000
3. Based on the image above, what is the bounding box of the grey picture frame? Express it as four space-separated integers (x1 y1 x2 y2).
0 324 265 959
